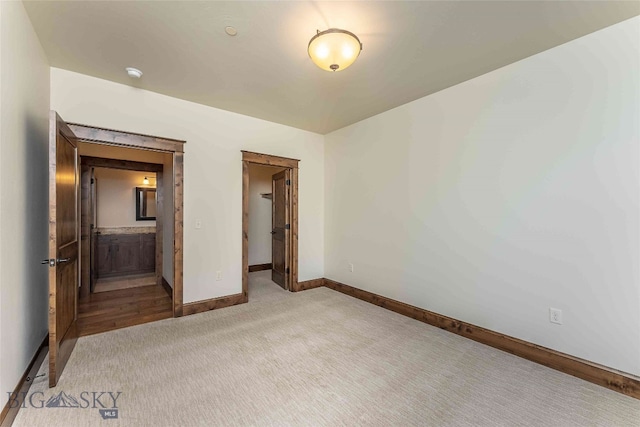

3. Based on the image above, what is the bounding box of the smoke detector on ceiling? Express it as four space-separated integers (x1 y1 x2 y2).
125 67 143 78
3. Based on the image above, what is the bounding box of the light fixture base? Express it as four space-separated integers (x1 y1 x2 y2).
125 67 143 78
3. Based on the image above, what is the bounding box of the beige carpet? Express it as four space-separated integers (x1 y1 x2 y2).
93 273 157 293
14 271 640 426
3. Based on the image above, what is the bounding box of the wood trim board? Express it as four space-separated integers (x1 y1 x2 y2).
323 278 640 399
249 263 272 272
290 167 299 289
182 293 246 316
292 278 324 292
80 156 163 172
79 165 91 300
161 277 173 300
155 171 164 288
242 160 250 300
173 153 184 317
0 335 48 427
68 123 185 153
241 150 299 169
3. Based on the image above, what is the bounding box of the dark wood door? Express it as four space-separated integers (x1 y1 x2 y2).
271 170 290 289
48 111 80 387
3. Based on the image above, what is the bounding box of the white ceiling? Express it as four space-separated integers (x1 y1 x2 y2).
24 1 639 134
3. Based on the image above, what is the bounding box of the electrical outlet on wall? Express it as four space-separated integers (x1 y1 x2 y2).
549 308 563 325
195 219 202 229
348 263 354 273
216 271 222 281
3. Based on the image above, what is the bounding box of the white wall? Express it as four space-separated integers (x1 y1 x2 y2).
325 17 640 376
93 168 156 228
248 164 285 266
51 68 325 303
0 0 50 399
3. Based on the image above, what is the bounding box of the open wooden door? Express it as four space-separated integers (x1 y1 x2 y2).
271 170 290 290
46 111 80 387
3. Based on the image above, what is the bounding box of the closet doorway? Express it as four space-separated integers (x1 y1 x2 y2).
242 151 300 298
246 164 287 289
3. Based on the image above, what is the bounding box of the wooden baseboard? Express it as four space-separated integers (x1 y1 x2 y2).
323 278 640 399
248 263 272 272
0 334 49 427
182 293 247 316
161 277 173 300
292 278 324 292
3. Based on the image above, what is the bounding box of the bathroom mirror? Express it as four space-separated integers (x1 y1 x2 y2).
136 187 157 221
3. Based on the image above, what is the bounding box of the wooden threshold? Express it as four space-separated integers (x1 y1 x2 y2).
0 335 48 427
322 278 640 399
78 285 172 337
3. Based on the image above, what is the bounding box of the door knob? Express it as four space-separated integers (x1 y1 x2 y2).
270 231 276 235
56 258 71 264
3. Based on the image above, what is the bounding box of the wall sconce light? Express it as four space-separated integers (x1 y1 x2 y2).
308 28 362 72
142 176 156 186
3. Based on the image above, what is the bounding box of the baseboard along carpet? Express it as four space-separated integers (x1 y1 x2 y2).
13 271 640 426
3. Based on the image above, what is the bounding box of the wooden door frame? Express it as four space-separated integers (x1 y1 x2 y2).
79 156 164 300
69 123 186 317
242 151 299 296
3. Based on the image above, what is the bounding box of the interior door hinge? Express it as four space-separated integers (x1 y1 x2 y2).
91 178 94 184
285 179 291 185
286 267 290 274
285 224 290 229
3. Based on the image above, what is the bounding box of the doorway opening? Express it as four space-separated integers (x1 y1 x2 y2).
73 128 186 338
77 153 170 336
242 151 300 300
246 164 287 299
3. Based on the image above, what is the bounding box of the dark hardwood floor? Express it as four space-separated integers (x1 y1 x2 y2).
78 284 172 337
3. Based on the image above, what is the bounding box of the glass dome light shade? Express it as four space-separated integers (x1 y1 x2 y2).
308 28 362 72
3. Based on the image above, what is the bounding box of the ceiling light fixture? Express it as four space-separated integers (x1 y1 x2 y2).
125 67 143 78
308 28 362 72
225 26 238 36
